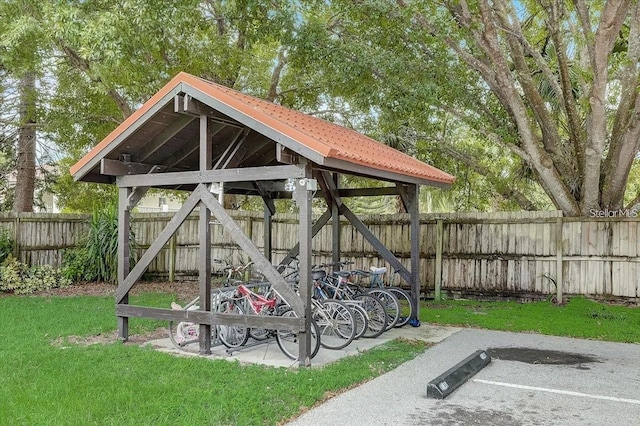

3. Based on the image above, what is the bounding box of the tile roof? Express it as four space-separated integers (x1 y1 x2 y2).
70 72 455 187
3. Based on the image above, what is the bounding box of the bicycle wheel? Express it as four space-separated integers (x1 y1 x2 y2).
313 299 356 350
276 309 321 361
354 293 387 339
368 289 400 331
387 287 414 327
168 321 199 348
217 300 249 349
344 301 368 339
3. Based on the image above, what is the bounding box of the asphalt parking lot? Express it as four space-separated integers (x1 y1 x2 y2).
287 328 640 425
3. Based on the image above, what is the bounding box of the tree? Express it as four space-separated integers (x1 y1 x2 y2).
0 0 47 212
291 0 640 216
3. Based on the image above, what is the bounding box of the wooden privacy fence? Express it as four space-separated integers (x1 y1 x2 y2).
1 210 638 300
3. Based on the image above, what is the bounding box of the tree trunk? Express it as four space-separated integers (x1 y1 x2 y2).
12 71 37 213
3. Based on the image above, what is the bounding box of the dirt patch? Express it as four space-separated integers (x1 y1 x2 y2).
23 280 201 301
487 347 602 365
51 327 169 347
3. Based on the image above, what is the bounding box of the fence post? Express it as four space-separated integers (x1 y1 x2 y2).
168 234 176 282
555 217 563 304
434 219 443 301
13 214 20 260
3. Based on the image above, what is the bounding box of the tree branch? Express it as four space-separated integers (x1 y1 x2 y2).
433 141 540 211
57 42 133 119
266 47 287 102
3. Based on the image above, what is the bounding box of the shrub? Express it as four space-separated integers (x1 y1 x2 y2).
0 256 71 294
61 204 137 284
0 227 13 264
61 247 95 283
85 205 119 283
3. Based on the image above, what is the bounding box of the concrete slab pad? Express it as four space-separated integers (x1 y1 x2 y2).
144 324 461 368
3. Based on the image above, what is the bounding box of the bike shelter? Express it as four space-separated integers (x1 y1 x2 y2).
70 72 455 366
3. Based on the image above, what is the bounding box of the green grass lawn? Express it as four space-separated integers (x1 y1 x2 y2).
2 292 639 425
0 293 425 425
422 296 640 343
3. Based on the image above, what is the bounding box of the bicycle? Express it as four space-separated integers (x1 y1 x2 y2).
317 261 401 332
168 287 238 348
361 267 416 328
223 261 264 286
226 284 322 361
312 263 388 339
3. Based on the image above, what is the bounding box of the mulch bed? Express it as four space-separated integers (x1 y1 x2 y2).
25 280 201 301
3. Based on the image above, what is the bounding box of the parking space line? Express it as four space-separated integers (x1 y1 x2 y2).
474 379 640 405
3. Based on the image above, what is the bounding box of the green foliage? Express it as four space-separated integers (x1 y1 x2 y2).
51 159 118 214
0 227 14 263
84 204 120 283
60 204 136 283
60 246 93 283
0 256 71 294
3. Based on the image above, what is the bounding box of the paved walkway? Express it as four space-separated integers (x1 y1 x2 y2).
286 328 640 425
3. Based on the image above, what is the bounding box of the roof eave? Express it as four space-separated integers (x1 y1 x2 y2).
70 80 186 182
322 158 454 188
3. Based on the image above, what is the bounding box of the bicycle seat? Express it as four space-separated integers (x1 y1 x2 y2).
334 270 352 278
370 266 387 274
312 270 326 280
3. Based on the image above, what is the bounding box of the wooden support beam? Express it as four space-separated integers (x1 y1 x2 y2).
407 183 421 320
214 128 250 170
198 186 305 317
175 94 244 128
264 205 272 261
396 183 410 212
117 187 131 341
115 188 202 303
136 114 195 162
199 114 213 354
336 187 400 198
255 182 276 216
319 170 412 281
116 164 306 188
127 187 150 210
276 143 300 164
331 173 341 267
294 173 313 367
101 158 166 176
116 305 303 329
163 122 226 170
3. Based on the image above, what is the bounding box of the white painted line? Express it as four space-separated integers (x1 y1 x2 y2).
474 379 640 405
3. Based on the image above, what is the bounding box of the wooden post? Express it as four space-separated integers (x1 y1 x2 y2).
263 204 272 262
555 217 563 304
13 214 20 260
295 172 312 367
435 219 443 301
199 204 212 354
332 173 341 267
168 234 176 282
117 187 131 341
199 114 212 354
408 184 420 321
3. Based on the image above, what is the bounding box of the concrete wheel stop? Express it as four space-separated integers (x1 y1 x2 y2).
426 350 491 399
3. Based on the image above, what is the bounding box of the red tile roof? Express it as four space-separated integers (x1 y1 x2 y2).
71 72 455 187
